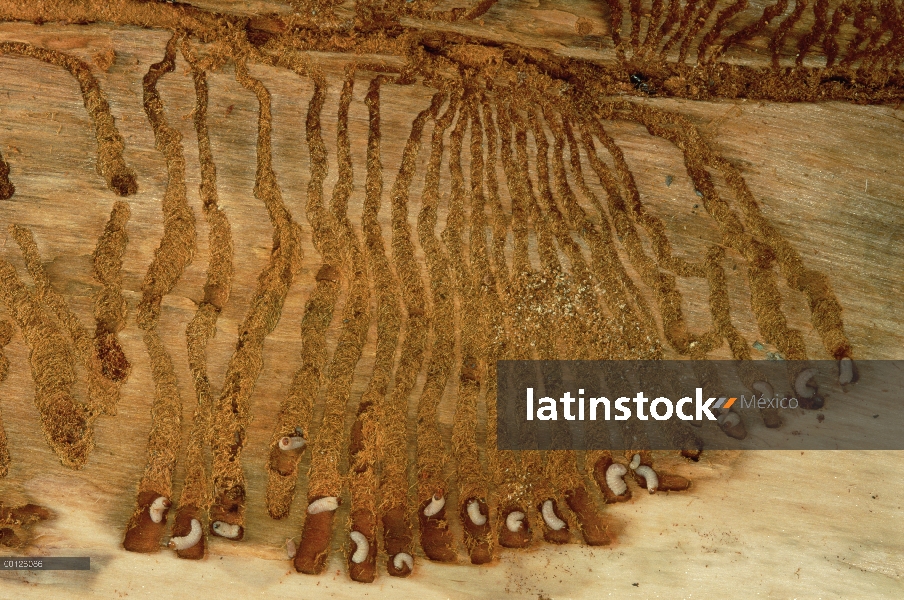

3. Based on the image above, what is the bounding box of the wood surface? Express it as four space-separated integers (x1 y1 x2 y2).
0 1 903 598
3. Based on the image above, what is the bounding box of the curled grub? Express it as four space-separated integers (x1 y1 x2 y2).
539 499 570 544
418 495 457 562
498 505 531 549
211 520 242 540
279 435 306 452
148 496 170 523
349 531 368 564
717 410 747 440
634 465 659 493
307 496 339 515
794 367 819 399
423 493 445 517
466 498 487 526
460 498 492 564
793 367 825 410
169 518 202 553
171 506 205 559
392 553 414 574
348 508 376 583
838 357 858 385
123 491 170 553
383 506 414 576
605 463 628 496
592 454 631 504
208 485 244 540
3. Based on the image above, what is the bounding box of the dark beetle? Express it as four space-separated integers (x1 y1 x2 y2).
630 72 655 95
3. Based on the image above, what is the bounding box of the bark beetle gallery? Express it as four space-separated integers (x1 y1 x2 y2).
0 0 881 579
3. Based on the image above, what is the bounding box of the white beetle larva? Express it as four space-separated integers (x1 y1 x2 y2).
752 380 774 399
794 367 819 399
393 552 413 572
540 500 566 531
307 496 339 515
168 518 202 551
149 496 170 524
466 499 487 526
279 435 306 451
635 465 659 493
349 531 369 564
505 511 525 532
285 538 297 559
629 453 641 471
838 357 856 385
423 494 445 517
717 411 741 428
605 463 628 496
212 521 241 539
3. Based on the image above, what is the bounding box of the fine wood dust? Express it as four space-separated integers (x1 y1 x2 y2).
207 57 304 534
414 87 460 563
168 38 236 560
378 88 443 574
514 102 605 547
265 70 342 520
0 319 12 477
124 35 195 553
0 148 13 199
0 0 883 580
356 74 408 576
0 41 137 195
446 91 494 565
92 201 132 387
0 260 90 469
332 70 380 581
479 96 532 551
10 225 123 417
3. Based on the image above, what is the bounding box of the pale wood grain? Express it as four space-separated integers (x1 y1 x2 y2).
0 11 902 599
